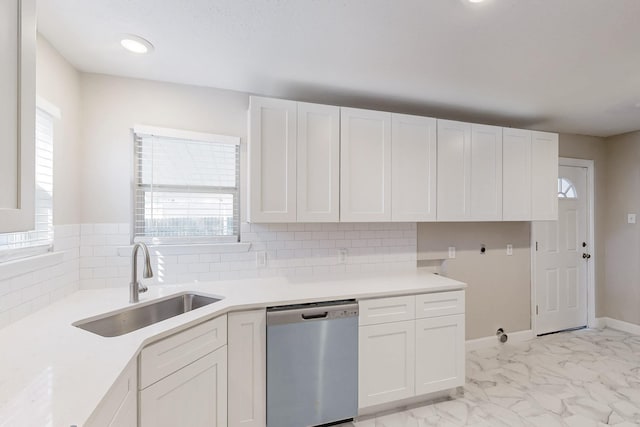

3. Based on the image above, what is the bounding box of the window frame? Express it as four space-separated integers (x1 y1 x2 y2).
131 125 241 245
0 102 58 263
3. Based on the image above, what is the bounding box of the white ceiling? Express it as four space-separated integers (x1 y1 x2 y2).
38 0 640 137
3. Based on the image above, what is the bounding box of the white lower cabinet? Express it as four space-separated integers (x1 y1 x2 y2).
140 347 227 427
228 309 266 427
359 320 416 408
415 314 465 395
86 359 137 427
358 291 465 410
139 315 228 427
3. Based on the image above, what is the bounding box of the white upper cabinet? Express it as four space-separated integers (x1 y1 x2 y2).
340 108 392 222
436 120 470 221
0 0 36 232
437 120 502 221
470 124 502 220
391 114 437 222
297 102 340 222
503 128 533 220
248 96 558 224
531 131 559 220
248 96 297 222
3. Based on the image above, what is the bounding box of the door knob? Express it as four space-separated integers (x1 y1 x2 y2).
582 253 591 259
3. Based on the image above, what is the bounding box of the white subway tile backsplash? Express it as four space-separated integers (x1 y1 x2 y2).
0 224 80 329
71 222 417 291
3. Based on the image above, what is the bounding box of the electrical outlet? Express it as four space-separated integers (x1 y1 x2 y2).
256 251 267 268
628 213 636 224
338 248 348 264
448 246 456 259
507 244 513 256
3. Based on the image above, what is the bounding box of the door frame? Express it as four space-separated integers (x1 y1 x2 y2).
530 157 596 335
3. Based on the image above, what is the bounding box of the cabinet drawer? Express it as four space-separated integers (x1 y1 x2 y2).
415 291 464 319
140 315 227 389
359 295 415 326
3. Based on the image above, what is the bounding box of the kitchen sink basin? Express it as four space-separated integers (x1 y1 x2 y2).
73 292 222 337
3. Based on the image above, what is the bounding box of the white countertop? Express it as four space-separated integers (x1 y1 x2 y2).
0 270 465 427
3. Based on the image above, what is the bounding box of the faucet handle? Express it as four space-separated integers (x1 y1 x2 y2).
138 281 148 294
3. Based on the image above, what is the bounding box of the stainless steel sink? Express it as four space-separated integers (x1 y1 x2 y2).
73 293 222 337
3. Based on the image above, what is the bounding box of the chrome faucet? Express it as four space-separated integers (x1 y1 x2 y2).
130 242 153 303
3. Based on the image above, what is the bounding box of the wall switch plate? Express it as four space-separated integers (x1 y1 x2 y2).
448 246 456 259
338 248 348 264
507 244 513 256
628 213 636 224
256 251 267 268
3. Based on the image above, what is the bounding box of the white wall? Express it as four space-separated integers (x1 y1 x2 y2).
604 131 640 325
78 73 249 223
36 36 81 225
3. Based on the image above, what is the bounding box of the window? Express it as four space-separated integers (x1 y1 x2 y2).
0 108 54 261
558 177 577 199
133 126 240 244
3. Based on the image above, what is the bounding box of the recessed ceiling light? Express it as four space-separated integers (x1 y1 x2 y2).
468 0 485 3
120 35 154 54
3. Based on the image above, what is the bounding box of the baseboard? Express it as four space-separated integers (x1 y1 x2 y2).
466 329 534 351
600 317 640 336
591 317 607 329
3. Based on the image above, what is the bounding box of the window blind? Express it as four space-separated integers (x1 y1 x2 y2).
0 108 54 255
133 128 240 243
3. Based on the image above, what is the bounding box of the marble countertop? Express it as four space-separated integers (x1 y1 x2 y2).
0 270 465 427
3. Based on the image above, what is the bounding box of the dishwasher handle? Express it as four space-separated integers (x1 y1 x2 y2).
267 302 359 326
301 312 328 320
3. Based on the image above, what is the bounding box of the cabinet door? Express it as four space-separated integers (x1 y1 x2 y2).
391 114 437 221
340 108 392 222
0 0 35 232
503 128 532 221
359 321 415 408
436 120 471 221
415 314 465 395
141 347 227 427
531 131 559 220
470 124 502 220
297 102 340 222
248 96 297 222
140 315 227 389
228 310 266 427
86 359 137 427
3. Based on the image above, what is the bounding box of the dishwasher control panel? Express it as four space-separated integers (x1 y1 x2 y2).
267 300 359 325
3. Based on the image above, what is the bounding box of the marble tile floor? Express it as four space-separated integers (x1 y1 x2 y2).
340 328 640 427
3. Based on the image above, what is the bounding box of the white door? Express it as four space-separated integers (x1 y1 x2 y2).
533 165 588 335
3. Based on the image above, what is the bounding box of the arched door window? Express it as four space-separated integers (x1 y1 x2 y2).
558 177 577 199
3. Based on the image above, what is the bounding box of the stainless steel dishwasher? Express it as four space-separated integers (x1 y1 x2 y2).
267 300 359 427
